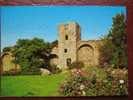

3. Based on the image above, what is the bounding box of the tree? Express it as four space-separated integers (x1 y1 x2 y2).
3 46 12 52
11 38 51 74
99 13 127 68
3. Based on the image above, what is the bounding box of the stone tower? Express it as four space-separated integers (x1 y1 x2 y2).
58 22 81 69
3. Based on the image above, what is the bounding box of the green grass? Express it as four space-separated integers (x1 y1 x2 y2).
1 67 107 97
1 72 68 97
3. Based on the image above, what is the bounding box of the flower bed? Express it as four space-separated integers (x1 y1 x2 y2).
59 67 128 96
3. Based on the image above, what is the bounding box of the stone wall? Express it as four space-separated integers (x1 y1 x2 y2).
50 22 102 69
77 40 102 66
1 52 20 72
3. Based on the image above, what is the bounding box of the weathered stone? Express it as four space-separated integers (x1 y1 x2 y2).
50 22 102 69
1 52 21 72
40 68 51 75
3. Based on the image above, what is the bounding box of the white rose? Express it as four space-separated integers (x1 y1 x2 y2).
82 91 86 96
80 84 85 90
119 80 124 84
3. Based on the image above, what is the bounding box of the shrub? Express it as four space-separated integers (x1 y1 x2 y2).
20 68 41 75
59 68 95 96
59 68 128 96
69 61 84 69
2 69 21 76
59 75 89 96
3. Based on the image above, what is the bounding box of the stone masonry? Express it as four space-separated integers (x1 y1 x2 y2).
50 22 102 69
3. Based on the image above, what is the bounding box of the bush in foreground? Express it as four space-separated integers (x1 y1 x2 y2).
59 67 128 96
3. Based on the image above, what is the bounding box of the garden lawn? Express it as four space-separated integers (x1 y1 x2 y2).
1 72 68 97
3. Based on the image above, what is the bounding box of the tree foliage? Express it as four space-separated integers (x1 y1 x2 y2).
3 46 12 52
99 14 127 68
2 38 59 75
10 38 51 74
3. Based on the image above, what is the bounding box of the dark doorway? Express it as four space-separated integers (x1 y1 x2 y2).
66 58 71 66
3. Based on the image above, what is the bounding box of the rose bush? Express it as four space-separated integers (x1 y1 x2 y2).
59 67 128 96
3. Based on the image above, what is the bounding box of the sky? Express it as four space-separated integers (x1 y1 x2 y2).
1 6 126 50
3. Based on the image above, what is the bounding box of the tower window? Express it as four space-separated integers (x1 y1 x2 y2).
66 58 71 66
64 49 67 53
65 35 68 40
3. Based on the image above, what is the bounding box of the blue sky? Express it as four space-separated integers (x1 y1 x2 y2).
1 6 126 50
